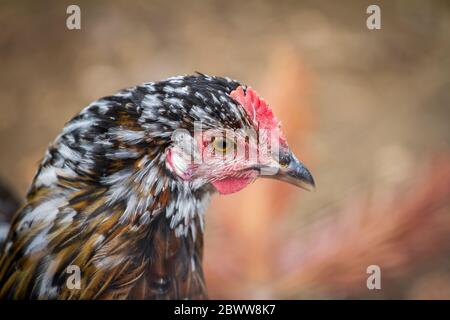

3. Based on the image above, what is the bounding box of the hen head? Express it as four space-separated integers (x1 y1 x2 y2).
162 75 315 195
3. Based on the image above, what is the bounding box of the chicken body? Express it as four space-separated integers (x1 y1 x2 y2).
0 74 313 299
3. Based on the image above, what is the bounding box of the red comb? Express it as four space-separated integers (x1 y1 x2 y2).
230 86 285 141
230 86 278 129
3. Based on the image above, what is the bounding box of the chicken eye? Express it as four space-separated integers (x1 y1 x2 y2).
212 137 235 153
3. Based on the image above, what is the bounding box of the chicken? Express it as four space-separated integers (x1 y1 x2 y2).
0 74 314 299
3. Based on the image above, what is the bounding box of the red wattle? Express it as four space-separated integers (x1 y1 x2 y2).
212 177 255 195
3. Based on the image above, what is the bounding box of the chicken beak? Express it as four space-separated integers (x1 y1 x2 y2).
260 151 316 191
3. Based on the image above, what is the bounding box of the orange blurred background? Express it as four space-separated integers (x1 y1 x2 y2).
0 0 449 299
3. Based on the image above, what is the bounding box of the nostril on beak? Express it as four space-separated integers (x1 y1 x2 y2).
278 152 291 169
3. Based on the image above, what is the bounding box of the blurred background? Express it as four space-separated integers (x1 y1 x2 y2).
0 0 449 299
